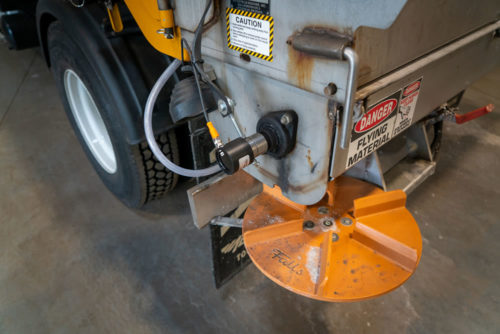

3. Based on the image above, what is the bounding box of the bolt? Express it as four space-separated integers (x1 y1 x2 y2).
156 28 174 39
280 114 292 125
324 83 337 96
323 220 333 227
303 221 315 230
341 217 353 226
328 109 335 120
353 102 365 122
227 97 236 109
318 206 329 214
332 233 339 242
217 99 229 116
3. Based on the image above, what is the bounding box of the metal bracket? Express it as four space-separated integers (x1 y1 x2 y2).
290 28 359 150
187 171 263 229
210 216 243 228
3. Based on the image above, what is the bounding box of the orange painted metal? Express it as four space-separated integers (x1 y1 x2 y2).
123 0 189 60
106 3 124 33
242 176 422 302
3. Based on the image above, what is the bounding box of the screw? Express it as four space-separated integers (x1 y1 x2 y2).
324 83 337 96
341 217 352 226
323 220 333 227
280 114 292 125
318 206 329 214
332 233 339 242
303 221 315 230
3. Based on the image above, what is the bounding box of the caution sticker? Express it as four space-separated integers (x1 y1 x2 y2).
226 8 274 61
346 78 423 169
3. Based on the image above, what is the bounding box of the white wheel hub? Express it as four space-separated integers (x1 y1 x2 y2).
63 69 117 174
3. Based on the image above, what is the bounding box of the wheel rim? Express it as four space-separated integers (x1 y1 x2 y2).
63 69 117 174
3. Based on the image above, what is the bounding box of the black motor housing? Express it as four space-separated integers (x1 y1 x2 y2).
169 76 217 123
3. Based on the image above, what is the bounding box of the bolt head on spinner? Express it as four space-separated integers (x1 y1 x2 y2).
242 176 422 302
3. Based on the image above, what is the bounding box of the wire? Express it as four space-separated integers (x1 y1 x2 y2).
189 0 234 118
144 58 221 177
193 0 213 63
182 0 239 144
142 0 224 178
181 38 209 122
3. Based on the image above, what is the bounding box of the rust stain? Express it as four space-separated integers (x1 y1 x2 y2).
255 161 327 194
300 24 354 38
306 149 314 172
287 47 314 90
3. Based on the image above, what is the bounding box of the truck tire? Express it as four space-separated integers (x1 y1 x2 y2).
47 21 179 208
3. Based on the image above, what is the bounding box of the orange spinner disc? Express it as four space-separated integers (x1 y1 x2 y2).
242 176 422 302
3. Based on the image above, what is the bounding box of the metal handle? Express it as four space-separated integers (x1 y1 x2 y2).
340 47 359 149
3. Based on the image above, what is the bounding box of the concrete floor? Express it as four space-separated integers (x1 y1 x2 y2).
0 37 499 333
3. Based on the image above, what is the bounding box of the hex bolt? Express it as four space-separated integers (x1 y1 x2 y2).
318 206 329 214
323 220 333 227
332 233 339 242
341 217 353 226
303 221 315 230
217 99 229 116
280 114 292 125
324 83 337 96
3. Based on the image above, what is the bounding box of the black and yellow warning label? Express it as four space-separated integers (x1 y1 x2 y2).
226 8 274 62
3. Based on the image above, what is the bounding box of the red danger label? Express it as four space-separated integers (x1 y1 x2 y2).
354 98 398 133
403 81 420 96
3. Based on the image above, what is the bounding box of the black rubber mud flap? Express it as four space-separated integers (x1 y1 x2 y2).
210 225 251 288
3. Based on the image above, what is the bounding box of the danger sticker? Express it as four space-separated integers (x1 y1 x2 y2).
226 8 274 61
346 91 401 169
392 78 422 137
346 78 423 169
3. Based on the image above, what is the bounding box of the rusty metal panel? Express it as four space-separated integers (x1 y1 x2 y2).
184 0 407 101
176 0 500 205
207 61 335 205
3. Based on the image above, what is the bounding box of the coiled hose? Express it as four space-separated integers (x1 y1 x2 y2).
144 58 221 177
